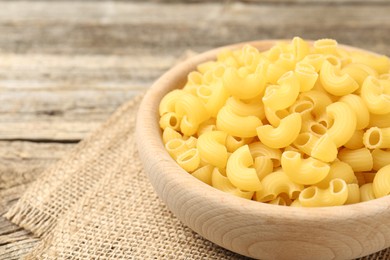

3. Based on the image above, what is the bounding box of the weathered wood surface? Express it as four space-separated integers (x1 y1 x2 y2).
0 1 389 259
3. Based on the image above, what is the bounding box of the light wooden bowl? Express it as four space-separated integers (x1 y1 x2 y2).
136 40 390 260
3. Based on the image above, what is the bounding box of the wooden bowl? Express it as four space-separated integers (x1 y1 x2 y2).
135 40 390 260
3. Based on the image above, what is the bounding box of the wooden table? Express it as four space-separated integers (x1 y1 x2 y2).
0 1 389 259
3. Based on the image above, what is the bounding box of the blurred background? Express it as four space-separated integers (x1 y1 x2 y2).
0 0 389 258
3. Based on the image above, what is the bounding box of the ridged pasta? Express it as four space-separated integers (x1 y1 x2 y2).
341 63 378 89
226 136 253 153
369 112 390 128
372 149 390 171
311 134 338 163
256 113 302 149
373 165 390 198
326 102 357 147
350 51 390 74
226 145 262 191
338 147 373 172
217 106 262 138
344 130 365 150
159 89 186 116
289 99 314 122
295 62 318 92
320 60 359 96
264 106 289 127
339 94 370 130
248 142 282 168
159 112 181 131
361 76 390 115
212 168 254 199
282 151 330 185
226 97 265 119
192 165 213 185
197 131 228 169
262 71 300 110
299 90 333 118
176 148 200 172
345 184 361 204
301 54 324 72
254 156 274 180
162 127 182 144
315 161 357 189
360 183 376 202
299 179 348 207
314 39 338 55
363 127 390 149
254 170 303 202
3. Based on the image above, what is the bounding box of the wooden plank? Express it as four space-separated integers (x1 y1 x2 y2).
0 2 388 56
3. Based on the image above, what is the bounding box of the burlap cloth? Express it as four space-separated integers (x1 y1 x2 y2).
4 95 390 259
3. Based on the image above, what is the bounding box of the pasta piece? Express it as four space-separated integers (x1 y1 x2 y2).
293 133 318 157
282 151 330 185
320 60 359 96
184 136 197 149
162 127 182 144
217 49 239 68
192 165 213 185
300 119 327 137
299 90 333 118
314 39 338 55
248 142 282 168
197 61 218 74
187 71 203 85
254 170 303 202
274 53 296 71
289 99 314 122
264 106 289 127
338 147 373 172
372 149 390 171
315 161 357 189
197 82 229 117
223 62 267 99
291 36 310 61
290 200 302 207
299 179 348 207
256 113 302 149
266 63 287 84
176 148 200 172
165 139 188 159
254 156 274 180
217 106 262 138
363 127 390 149
226 145 262 191
175 93 209 126
361 76 390 115
295 62 318 92
197 118 216 136
269 196 289 206
226 97 265 119
301 54 325 72
360 183 376 202
345 184 361 204
311 134 338 163
344 130 364 150
326 102 357 147
212 168 254 200
159 89 186 116
180 116 199 136
362 172 376 184
226 136 253 153
350 51 390 74
369 112 390 128
341 63 378 90
373 164 390 198
159 112 181 131
339 94 370 130
262 71 300 110
355 172 366 187
197 131 228 169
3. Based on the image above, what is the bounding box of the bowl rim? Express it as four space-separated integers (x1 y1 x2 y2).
136 39 390 223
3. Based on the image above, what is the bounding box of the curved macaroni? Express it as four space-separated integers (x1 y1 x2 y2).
192 165 213 185
197 131 228 169
226 145 263 191
339 94 370 130
212 168 254 200
338 147 373 172
326 102 357 147
372 149 390 171
248 142 282 168
373 165 390 198
360 183 376 202
299 179 348 207
256 113 302 149
361 76 390 115
363 127 390 149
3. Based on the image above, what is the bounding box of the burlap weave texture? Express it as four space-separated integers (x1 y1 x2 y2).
4 96 390 259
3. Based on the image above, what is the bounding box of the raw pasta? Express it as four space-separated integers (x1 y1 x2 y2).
159 37 390 207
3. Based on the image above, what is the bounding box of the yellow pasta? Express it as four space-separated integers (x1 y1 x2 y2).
226 145 262 191
248 142 282 168
363 127 390 149
217 106 262 138
299 179 348 207
197 131 228 169
254 170 303 202
256 113 301 149
212 168 254 200
320 60 359 96
361 76 390 115
223 63 267 99
344 130 365 150
282 151 330 185
373 164 390 198
159 37 390 207
192 165 213 185
339 94 370 130
372 149 390 171
262 71 300 110
360 183 376 202
326 102 357 147
345 184 360 204
338 147 373 172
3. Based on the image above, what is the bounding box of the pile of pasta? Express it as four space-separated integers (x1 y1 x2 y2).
159 37 390 207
